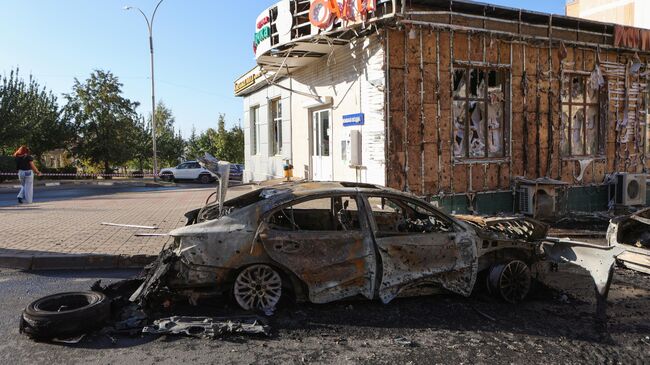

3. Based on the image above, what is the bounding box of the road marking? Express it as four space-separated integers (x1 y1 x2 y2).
98 182 114 186
45 183 61 187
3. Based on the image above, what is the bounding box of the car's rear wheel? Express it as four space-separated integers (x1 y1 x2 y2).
487 260 531 304
199 174 211 184
233 265 283 312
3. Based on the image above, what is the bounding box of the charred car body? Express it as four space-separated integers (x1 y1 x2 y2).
131 182 622 313
608 207 650 275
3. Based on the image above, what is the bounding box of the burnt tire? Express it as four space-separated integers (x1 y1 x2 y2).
486 260 531 304
20 291 111 340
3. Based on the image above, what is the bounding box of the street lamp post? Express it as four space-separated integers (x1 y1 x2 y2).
124 0 164 181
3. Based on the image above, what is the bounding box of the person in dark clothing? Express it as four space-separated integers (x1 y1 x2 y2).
13 146 42 204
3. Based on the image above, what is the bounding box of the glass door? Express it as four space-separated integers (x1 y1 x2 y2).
311 110 333 181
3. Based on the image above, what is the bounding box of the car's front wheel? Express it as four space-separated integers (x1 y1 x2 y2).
486 260 531 304
233 265 283 312
199 174 211 184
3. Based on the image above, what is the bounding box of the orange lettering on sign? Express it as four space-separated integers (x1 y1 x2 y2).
309 0 377 30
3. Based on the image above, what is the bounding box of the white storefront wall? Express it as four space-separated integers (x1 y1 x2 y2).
242 34 386 186
243 82 292 182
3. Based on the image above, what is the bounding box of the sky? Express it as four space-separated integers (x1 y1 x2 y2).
0 0 566 137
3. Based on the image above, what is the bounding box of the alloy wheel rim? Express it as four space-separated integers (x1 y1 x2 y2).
498 260 531 304
234 265 282 311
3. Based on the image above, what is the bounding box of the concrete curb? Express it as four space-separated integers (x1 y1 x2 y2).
0 253 157 271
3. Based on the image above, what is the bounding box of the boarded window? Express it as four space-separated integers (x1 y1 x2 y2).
453 67 508 159
560 74 602 157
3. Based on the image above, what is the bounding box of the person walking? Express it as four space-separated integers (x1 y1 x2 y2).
13 146 42 204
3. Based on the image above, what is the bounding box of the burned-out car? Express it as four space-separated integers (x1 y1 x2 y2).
131 182 622 313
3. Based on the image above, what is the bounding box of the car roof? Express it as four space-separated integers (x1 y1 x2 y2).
257 181 405 199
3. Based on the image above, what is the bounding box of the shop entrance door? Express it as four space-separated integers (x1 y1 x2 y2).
311 109 332 181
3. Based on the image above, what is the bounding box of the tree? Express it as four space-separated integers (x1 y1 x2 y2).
185 126 202 161
64 70 140 174
184 114 244 164
150 101 185 167
0 68 73 159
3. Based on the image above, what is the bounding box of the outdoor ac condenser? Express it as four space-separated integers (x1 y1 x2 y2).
518 185 557 218
612 173 647 207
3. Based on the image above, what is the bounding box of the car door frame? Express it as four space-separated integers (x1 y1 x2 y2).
257 192 377 304
358 192 478 303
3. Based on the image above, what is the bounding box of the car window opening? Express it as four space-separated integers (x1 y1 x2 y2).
369 196 454 235
268 196 360 232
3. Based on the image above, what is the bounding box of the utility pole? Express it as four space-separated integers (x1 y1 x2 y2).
124 0 164 181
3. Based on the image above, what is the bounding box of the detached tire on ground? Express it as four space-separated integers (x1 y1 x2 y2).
20 291 111 340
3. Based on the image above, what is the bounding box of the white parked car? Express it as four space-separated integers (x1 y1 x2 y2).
159 161 217 184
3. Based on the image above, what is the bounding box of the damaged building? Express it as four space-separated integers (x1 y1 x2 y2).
235 0 650 217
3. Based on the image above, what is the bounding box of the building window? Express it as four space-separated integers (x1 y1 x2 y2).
453 67 507 159
270 99 283 155
250 106 261 155
561 74 602 157
645 88 650 156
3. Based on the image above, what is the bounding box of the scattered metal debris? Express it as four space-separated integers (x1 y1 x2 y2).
101 223 158 230
472 306 497 322
142 316 270 339
394 336 418 347
51 334 85 344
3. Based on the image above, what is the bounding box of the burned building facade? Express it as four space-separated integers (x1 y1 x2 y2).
236 0 650 216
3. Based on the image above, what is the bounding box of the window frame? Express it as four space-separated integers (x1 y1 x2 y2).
364 194 460 236
452 65 510 160
270 98 283 156
264 193 363 232
250 105 261 156
561 73 603 158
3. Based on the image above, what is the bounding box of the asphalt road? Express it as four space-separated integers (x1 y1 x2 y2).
1 267 649 365
0 183 209 207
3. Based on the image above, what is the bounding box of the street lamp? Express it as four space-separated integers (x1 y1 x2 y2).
124 0 164 181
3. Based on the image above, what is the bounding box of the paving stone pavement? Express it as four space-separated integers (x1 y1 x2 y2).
0 186 252 260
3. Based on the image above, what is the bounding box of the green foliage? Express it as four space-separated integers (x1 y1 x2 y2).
39 166 78 180
185 114 244 163
0 156 15 182
64 70 140 174
150 101 185 167
0 68 73 159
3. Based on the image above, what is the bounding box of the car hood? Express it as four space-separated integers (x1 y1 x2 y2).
454 215 549 242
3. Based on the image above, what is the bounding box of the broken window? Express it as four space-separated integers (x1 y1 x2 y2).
561 74 602 157
270 99 283 155
267 196 360 231
645 88 650 156
367 196 453 235
453 67 507 159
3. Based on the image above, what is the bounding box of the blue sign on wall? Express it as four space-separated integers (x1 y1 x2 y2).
343 113 365 127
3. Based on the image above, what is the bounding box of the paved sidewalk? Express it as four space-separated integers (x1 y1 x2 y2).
0 185 256 270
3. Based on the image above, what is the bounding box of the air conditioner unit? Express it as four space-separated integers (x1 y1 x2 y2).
612 173 647 207
518 185 557 218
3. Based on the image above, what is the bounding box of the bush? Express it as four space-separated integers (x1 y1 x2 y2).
39 166 79 180
0 156 16 182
